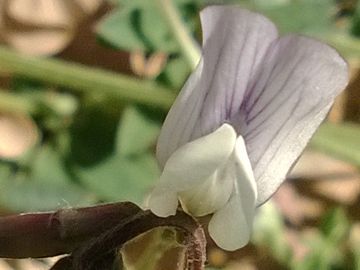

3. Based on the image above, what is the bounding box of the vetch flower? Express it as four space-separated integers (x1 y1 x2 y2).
148 6 349 251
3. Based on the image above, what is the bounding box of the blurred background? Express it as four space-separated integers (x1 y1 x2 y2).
0 0 359 269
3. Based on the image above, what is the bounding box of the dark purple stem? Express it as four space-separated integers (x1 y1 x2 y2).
0 202 141 258
71 210 206 270
0 202 206 270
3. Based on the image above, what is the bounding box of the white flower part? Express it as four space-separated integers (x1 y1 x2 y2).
148 123 236 217
178 161 235 216
208 136 257 251
148 123 257 251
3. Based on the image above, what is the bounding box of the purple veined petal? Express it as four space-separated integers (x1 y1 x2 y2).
156 6 279 168
156 59 205 168
231 35 349 205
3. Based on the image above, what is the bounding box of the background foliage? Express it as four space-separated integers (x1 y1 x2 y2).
0 0 359 269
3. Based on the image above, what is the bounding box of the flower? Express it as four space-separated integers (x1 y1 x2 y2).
148 5 349 251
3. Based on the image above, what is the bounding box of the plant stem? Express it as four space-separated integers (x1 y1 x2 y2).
0 202 141 258
0 90 78 117
73 209 206 270
156 0 201 69
0 90 36 114
0 46 176 109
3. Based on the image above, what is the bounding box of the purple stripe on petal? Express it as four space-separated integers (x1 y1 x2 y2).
156 6 278 167
157 6 348 205
235 35 348 204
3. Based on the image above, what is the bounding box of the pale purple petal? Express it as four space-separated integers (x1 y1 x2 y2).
232 35 349 204
156 5 349 206
156 6 278 167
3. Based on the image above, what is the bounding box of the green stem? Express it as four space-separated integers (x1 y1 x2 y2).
0 90 36 114
0 46 176 109
0 89 78 117
156 0 201 69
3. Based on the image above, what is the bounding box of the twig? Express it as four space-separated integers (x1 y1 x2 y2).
0 202 206 270
0 46 176 109
0 202 141 258
70 210 206 270
155 0 201 69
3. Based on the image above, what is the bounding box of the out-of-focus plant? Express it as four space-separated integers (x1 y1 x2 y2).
0 113 38 160
0 0 358 269
311 122 360 166
96 0 201 88
0 0 104 55
351 0 360 36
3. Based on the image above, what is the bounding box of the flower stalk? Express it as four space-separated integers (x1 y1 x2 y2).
0 46 176 109
0 202 206 270
0 90 37 114
0 202 141 258
155 0 201 69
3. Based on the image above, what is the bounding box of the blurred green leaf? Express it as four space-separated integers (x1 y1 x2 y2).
351 0 360 37
298 208 349 270
69 98 122 166
252 202 292 265
351 225 360 270
96 0 198 53
78 154 159 204
310 122 360 167
117 106 160 156
0 162 11 179
69 101 161 205
320 208 349 244
97 5 176 52
32 146 70 181
97 8 149 52
0 146 95 212
250 0 334 35
160 55 190 89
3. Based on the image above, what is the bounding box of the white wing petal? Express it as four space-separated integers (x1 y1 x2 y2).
148 124 236 217
209 191 250 251
208 135 257 251
178 169 234 217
